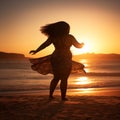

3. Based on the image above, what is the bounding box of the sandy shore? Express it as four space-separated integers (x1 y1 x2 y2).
0 94 120 120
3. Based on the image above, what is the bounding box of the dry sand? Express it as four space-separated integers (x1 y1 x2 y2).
0 94 120 120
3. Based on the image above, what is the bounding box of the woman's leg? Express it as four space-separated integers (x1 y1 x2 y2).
60 78 68 100
49 75 59 98
60 63 71 100
60 72 70 100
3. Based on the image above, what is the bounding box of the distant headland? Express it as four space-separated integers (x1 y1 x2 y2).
0 52 26 60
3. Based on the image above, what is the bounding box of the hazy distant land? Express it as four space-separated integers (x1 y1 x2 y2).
0 52 26 60
73 53 120 60
0 51 120 60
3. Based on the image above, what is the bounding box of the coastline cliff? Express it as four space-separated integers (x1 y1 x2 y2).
0 52 26 60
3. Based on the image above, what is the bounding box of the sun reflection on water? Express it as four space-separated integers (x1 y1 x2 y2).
80 59 88 67
76 88 95 94
72 76 95 94
75 76 92 85
79 59 90 73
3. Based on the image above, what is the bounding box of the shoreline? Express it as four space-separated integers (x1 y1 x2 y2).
0 87 120 96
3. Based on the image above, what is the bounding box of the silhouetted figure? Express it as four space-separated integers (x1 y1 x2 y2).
29 21 84 101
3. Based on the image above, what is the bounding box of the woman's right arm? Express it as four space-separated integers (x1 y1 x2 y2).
29 38 52 55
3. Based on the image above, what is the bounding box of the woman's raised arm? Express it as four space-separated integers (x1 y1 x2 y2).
29 38 52 55
70 35 84 48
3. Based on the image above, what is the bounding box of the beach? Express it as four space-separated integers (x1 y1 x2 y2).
0 93 120 120
0 56 120 120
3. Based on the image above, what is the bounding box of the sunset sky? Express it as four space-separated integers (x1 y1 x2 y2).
0 0 120 57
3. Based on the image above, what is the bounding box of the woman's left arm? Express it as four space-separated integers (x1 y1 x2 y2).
70 35 84 48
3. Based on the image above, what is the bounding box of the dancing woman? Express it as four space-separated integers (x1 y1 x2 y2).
29 21 84 101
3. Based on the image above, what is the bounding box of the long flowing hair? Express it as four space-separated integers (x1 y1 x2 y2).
40 21 70 37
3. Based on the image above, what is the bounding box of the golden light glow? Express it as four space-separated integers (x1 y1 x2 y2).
71 43 89 55
80 42 91 53
75 77 92 85
71 36 92 55
0 1 120 56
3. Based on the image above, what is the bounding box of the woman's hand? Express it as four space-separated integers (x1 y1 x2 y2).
29 50 37 55
80 43 84 48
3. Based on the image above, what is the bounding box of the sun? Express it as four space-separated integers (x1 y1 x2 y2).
70 36 92 55
71 41 90 55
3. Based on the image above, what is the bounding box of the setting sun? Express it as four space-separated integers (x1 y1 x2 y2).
71 36 92 55
73 42 90 54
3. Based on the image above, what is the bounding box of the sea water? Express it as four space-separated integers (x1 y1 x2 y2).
0 57 120 95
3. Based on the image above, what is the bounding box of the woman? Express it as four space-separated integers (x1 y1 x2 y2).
29 21 84 101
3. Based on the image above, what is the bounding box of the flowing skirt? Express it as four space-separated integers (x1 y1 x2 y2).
29 55 86 75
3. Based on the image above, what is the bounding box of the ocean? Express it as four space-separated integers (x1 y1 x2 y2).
0 56 120 96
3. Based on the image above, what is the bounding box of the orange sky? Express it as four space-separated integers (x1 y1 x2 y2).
0 0 120 57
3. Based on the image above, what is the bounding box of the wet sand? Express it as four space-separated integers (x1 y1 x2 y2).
0 93 120 120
